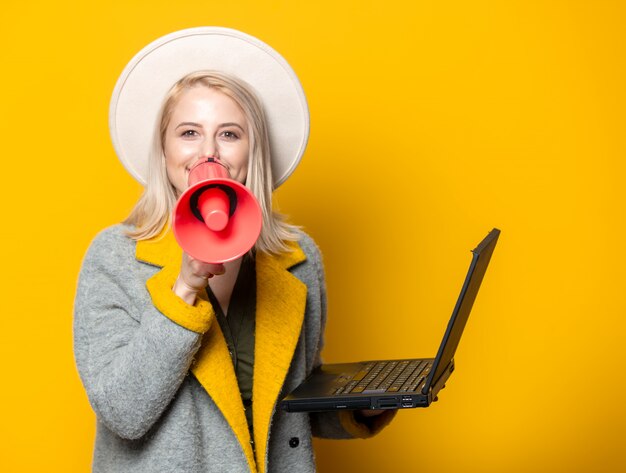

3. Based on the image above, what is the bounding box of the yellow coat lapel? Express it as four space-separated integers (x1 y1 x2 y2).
192 320 254 470
253 243 307 473
137 229 307 473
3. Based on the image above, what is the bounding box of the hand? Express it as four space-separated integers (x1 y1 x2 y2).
173 252 225 304
356 409 386 418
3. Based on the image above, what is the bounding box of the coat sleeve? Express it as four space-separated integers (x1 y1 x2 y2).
73 228 214 440
302 235 397 439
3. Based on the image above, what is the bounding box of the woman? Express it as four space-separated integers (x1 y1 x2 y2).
74 28 395 473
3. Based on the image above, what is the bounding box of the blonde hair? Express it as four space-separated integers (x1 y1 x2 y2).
124 71 300 254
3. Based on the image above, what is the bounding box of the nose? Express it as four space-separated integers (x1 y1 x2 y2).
200 136 219 161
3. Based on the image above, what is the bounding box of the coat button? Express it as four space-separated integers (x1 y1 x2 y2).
289 437 300 448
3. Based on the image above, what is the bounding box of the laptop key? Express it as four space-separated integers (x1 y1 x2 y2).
351 363 375 381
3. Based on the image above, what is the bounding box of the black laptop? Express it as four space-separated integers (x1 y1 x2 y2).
280 228 500 413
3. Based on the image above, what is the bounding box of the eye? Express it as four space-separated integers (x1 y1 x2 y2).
221 130 240 140
181 129 199 138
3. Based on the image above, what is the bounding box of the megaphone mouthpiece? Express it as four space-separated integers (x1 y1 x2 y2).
197 187 230 232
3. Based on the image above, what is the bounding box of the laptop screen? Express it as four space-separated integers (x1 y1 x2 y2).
423 228 500 393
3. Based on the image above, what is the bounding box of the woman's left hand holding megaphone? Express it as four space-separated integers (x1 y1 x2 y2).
173 253 225 305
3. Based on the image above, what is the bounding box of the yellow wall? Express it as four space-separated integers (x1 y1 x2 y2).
1 1 624 471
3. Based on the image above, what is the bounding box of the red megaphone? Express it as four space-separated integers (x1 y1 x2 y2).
172 158 262 263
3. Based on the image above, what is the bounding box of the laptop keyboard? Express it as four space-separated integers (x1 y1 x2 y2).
333 360 432 395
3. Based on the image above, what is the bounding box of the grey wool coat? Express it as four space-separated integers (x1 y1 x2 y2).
74 225 395 473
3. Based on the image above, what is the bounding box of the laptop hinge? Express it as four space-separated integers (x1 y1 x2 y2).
422 359 455 395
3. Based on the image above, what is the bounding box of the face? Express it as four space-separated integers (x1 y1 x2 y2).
163 85 250 195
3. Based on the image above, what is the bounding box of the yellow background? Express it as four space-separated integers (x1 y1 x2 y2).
1 1 624 472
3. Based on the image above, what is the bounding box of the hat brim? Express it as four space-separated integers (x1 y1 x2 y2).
109 27 309 187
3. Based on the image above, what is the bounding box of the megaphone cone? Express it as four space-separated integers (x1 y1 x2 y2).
172 158 262 264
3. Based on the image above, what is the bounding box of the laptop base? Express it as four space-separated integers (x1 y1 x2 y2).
281 358 454 413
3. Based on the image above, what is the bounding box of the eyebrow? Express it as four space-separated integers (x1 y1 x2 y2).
175 121 246 132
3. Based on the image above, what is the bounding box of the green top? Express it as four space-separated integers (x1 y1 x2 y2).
206 253 256 436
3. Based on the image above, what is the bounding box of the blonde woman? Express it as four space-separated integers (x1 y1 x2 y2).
74 28 395 473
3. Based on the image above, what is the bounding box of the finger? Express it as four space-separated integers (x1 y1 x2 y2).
358 409 386 417
197 264 225 279
189 260 225 278
205 263 225 275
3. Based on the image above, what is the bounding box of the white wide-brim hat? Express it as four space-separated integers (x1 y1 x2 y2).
109 27 309 187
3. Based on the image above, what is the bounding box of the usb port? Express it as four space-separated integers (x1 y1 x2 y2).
402 402 413 408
